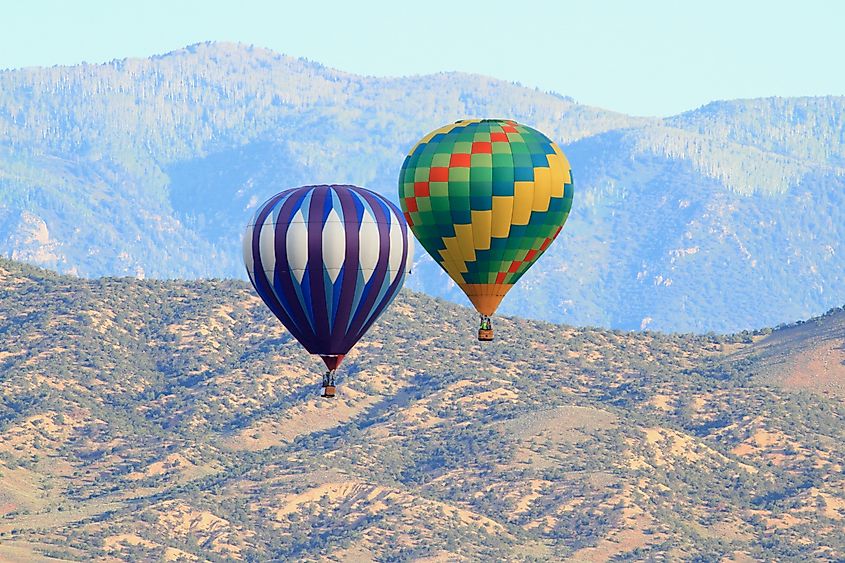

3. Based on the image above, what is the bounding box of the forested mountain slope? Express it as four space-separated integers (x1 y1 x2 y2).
1 42 844 331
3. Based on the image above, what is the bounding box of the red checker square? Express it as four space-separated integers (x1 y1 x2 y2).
495 272 507 284
553 225 563 238
414 181 430 197
490 132 508 142
539 237 552 251
507 261 522 273
429 167 449 182
524 249 538 261
501 124 517 133
449 153 471 167
403 211 414 226
471 141 492 154
405 197 418 213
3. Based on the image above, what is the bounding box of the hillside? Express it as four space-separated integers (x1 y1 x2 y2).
1 42 845 332
0 258 844 561
737 306 845 397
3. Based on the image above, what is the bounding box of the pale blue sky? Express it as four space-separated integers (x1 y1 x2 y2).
3 0 843 116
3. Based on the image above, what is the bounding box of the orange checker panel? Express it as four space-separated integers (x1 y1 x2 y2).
450 153 471 167
429 167 449 182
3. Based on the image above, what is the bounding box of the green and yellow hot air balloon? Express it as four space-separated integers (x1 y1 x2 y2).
398 119 573 340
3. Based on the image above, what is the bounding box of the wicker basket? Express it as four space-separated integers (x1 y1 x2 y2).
478 328 494 341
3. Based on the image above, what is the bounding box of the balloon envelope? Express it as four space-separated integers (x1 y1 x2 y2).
398 119 573 316
243 185 410 366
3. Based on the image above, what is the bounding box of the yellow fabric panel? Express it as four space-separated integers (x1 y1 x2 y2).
447 266 465 284
454 223 477 262
491 196 514 238
552 145 573 184
471 210 492 250
436 248 453 272
512 181 534 225
437 248 464 282
442 237 468 273
547 153 566 198
532 167 552 212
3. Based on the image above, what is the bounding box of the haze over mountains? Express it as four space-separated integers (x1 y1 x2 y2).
1 258 844 561
1 41 844 332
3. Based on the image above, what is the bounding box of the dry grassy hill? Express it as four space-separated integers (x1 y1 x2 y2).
735 308 845 399
0 258 844 561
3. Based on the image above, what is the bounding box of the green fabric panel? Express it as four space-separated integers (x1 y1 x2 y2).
431 152 451 167
449 167 470 182
454 141 473 153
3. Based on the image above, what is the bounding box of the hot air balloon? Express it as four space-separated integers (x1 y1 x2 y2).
398 119 573 341
243 185 412 397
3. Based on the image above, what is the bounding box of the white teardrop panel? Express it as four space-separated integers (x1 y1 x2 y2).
358 209 380 283
258 217 277 278
286 210 308 283
405 234 415 274
387 208 404 283
242 223 255 279
322 209 346 283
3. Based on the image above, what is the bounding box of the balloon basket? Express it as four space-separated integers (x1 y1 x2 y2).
321 385 337 398
478 328 494 341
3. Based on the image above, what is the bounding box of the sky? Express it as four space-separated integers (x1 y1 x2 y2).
3 0 843 117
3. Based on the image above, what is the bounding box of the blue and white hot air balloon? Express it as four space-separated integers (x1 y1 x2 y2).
243 184 412 397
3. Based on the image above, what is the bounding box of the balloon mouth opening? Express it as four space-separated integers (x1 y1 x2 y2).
320 354 345 370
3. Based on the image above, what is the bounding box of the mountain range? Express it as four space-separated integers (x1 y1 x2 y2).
1 42 845 332
1 257 844 561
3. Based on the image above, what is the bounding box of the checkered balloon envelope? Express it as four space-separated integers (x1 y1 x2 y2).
398 119 574 318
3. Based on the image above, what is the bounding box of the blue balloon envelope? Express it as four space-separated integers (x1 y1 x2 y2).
243 185 412 373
